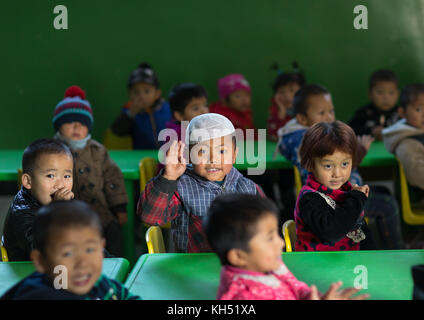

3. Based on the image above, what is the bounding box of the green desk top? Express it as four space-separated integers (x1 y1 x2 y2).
0 257 130 297
0 141 395 181
125 250 424 300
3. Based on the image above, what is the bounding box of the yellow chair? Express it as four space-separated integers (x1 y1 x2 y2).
293 166 303 197
102 128 133 150
139 157 158 191
145 226 166 254
282 219 296 252
1 236 8 262
397 161 424 225
140 158 171 229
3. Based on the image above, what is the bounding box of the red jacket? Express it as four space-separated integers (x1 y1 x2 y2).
209 101 256 139
267 98 292 142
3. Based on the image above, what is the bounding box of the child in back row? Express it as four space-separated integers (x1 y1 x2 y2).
267 71 305 141
111 62 172 149
204 193 369 300
137 113 264 253
383 83 424 204
53 86 128 257
209 74 256 138
166 82 209 142
295 121 373 251
1 200 140 300
3 139 74 261
349 69 400 140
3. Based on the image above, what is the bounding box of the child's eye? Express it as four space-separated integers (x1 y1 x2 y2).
342 161 350 167
62 251 72 258
86 247 96 254
324 164 332 169
220 149 227 154
46 174 54 179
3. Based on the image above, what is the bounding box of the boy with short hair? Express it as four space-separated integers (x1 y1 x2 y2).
383 83 424 201
165 82 209 142
3 138 74 261
349 69 400 140
53 85 128 257
1 200 140 300
137 113 265 253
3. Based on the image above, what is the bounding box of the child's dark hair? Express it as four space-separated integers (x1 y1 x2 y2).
369 69 398 90
299 121 357 171
399 83 424 108
293 84 330 116
127 62 160 89
204 194 279 266
22 138 72 175
272 72 305 93
33 200 103 256
168 83 208 115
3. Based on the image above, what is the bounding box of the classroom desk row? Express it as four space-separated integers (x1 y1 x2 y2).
124 250 424 300
0 258 129 297
0 141 397 265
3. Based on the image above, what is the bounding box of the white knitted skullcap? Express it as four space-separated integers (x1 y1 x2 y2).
185 113 236 145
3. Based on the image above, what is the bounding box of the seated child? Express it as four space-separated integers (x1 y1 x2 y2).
295 121 373 251
383 83 424 203
137 113 264 253
349 69 400 140
209 74 256 139
204 193 369 300
165 82 209 142
53 85 128 257
1 200 140 300
111 62 172 149
3 139 74 261
267 71 305 141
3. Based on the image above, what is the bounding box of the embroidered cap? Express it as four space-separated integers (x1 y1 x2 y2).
185 113 235 145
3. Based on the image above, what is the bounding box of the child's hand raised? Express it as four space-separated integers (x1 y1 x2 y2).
357 135 375 151
52 187 74 201
163 141 187 181
352 184 370 197
309 282 369 300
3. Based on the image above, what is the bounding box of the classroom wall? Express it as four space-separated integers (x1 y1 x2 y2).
2 0 424 148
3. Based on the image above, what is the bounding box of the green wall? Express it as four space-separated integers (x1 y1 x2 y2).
2 0 424 148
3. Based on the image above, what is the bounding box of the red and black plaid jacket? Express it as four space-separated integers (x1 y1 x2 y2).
137 167 265 252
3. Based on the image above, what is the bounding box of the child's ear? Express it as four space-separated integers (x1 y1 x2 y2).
232 146 239 164
155 88 162 100
173 111 184 122
21 173 32 190
30 250 46 274
227 248 249 268
296 113 308 126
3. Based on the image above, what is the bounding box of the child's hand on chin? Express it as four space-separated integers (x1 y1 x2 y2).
52 187 74 201
308 281 370 300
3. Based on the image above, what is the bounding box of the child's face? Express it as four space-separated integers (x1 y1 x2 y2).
129 82 161 111
175 96 209 122
191 135 237 181
400 93 424 129
24 153 73 205
369 81 399 111
243 214 285 273
312 150 352 190
274 82 301 109
59 122 89 141
297 94 335 127
226 90 251 112
32 226 105 296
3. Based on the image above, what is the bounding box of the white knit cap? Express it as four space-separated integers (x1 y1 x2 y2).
185 113 236 145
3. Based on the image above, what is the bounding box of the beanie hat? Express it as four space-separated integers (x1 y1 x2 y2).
185 113 235 145
128 62 160 89
52 86 94 132
217 74 251 100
